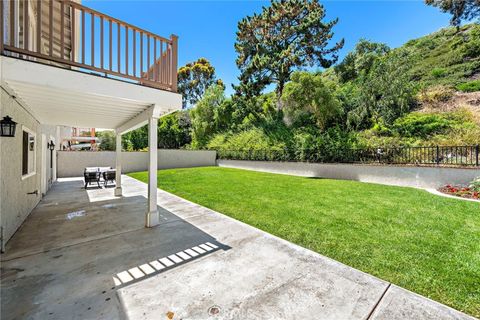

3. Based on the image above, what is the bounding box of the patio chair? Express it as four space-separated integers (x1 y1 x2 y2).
84 169 101 189
103 169 116 187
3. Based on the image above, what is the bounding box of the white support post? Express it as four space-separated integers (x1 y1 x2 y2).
114 132 122 196
145 114 159 227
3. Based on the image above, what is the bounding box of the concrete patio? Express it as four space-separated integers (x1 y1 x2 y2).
0 176 475 320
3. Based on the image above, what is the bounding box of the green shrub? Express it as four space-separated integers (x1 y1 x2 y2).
470 177 480 192
392 112 463 138
292 127 357 162
429 124 480 146
456 80 480 92
463 40 480 59
431 68 447 78
206 128 286 151
356 132 416 148
371 121 393 136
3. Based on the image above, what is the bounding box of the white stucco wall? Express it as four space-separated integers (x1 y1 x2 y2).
0 89 57 246
218 160 480 189
57 149 217 177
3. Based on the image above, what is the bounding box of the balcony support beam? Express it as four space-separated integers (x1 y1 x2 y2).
145 107 160 228
114 131 122 196
115 104 162 135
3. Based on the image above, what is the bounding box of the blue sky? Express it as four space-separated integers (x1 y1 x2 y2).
84 0 451 96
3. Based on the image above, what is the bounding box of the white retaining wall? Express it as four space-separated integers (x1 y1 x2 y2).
218 160 480 189
57 149 217 177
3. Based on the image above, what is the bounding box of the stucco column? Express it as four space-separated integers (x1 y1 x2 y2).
145 115 159 227
114 132 122 196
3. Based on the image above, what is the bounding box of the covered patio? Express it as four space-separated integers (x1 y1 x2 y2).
0 175 228 319
1 175 473 320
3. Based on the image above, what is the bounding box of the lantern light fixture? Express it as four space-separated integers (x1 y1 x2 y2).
0 116 17 137
47 141 56 151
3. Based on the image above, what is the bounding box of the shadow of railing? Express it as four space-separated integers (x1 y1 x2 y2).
113 240 230 289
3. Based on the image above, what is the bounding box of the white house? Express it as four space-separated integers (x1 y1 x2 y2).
0 0 182 250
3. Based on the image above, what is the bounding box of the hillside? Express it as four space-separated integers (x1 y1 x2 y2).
403 24 480 127
338 23 480 148
405 23 480 88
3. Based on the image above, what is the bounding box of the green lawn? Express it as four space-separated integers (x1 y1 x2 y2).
128 167 480 317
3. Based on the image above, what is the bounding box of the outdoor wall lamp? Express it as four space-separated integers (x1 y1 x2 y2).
0 116 17 137
47 141 55 151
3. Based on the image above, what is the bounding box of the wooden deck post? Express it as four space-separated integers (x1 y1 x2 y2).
170 34 178 92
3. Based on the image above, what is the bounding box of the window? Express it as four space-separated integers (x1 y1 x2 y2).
22 127 36 178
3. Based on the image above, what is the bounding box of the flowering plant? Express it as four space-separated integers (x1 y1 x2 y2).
439 182 479 200
469 176 480 192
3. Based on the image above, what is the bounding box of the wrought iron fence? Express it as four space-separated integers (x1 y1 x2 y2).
216 145 480 167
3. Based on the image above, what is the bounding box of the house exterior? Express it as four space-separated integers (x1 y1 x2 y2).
0 0 182 250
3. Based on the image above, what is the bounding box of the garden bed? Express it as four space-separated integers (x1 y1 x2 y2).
438 185 479 200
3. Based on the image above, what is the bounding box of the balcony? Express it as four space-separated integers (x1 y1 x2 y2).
0 0 178 92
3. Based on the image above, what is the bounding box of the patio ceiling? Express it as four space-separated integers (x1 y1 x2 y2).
1 56 182 130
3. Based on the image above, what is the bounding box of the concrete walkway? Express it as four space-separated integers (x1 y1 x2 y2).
0 176 475 320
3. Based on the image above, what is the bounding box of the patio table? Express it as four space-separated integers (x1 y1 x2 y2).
85 167 113 173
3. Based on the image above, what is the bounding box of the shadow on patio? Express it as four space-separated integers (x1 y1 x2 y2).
0 178 230 320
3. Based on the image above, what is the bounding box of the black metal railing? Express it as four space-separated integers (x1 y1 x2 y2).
216 145 480 167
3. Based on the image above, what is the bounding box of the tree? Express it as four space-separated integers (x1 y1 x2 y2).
335 40 390 83
190 84 226 148
123 126 148 151
347 49 417 128
157 111 192 149
425 0 480 26
282 71 342 130
120 112 192 151
96 130 116 151
96 130 132 151
177 58 223 108
235 0 344 108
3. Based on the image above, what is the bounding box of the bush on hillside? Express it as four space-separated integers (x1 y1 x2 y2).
392 111 469 138
206 128 286 152
356 132 416 148
356 109 479 147
405 24 480 87
431 68 448 78
456 80 480 92
292 127 357 162
416 85 454 105
429 125 480 146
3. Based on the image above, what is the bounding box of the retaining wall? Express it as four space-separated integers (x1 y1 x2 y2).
217 160 479 189
57 149 217 177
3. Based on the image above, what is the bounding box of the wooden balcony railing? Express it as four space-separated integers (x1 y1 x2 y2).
0 0 178 92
